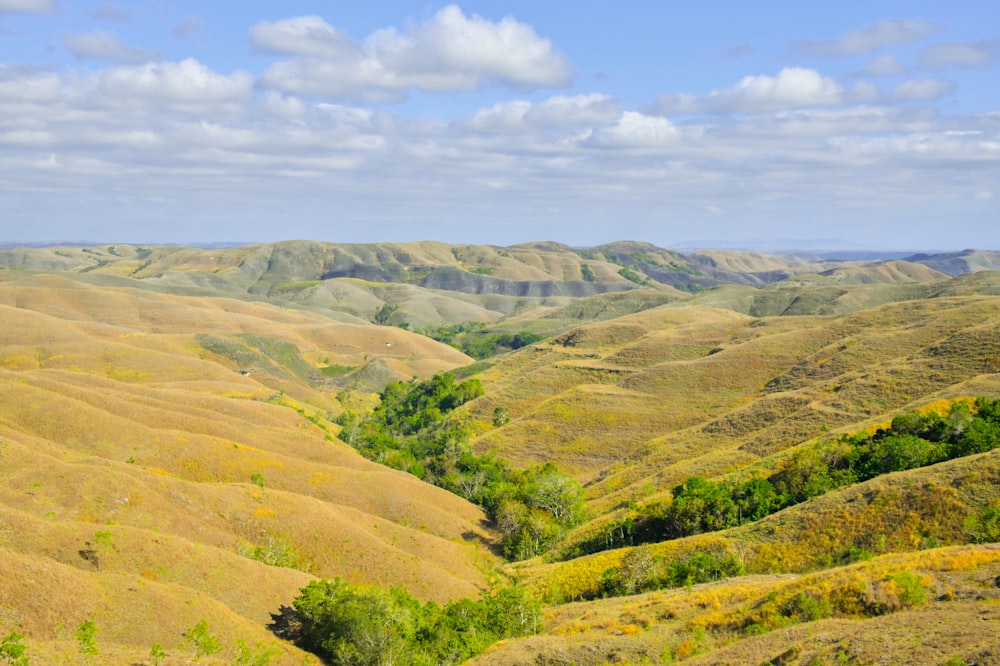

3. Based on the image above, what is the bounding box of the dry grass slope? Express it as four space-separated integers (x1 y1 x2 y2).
0 274 499 662
471 545 1000 666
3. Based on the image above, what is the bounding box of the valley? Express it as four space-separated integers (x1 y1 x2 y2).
1 240 999 664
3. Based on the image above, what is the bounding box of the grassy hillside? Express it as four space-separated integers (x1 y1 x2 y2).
471 544 1000 666
3 244 1000 664
0 274 498 663
454 286 1000 663
464 295 1000 494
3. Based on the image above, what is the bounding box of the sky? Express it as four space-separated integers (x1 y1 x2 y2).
0 1 998 250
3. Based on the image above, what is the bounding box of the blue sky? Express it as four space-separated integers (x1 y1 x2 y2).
1 1 998 250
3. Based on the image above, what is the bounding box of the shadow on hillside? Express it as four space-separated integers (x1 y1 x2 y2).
463 520 504 557
267 604 303 642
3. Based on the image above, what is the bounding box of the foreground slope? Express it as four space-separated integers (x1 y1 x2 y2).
0 273 498 662
471 545 1000 666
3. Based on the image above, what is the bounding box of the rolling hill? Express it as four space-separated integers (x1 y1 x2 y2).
0 273 495 663
2 241 1000 664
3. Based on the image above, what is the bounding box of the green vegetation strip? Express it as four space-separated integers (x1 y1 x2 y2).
337 372 584 560
417 322 544 359
569 398 1000 564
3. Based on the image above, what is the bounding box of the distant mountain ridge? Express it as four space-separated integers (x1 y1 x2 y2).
2 241 999 339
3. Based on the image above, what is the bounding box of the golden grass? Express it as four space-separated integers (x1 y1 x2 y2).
468 295 1000 523
4 255 1000 663
0 275 500 660
472 544 1000 666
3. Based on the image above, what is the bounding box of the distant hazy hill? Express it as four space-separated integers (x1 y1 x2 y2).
904 248 1000 276
2 240 996 333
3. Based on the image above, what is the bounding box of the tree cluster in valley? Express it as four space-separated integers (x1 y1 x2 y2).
286 577 540 666
336 372 585 560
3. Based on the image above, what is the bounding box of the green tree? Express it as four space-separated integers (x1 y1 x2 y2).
373 303 399 326
521 467 585 525
184 620 222 658
293 578 416 666
664 477 738 537
496 501 562 560
664 551 744 587
954 417 1000 456
149 644 166 666
0 632 30 666
291 577 543 666
76 619 98 663
491 405 510 427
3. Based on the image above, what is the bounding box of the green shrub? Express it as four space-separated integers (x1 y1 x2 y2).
891 571 928 607
965 500 1000 544
237 533 305 571
184 620 222 657
76 619 98 663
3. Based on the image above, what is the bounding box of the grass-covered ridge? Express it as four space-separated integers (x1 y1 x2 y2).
565 398 1000 564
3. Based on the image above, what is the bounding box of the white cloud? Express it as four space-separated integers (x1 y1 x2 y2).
460 100 533 133
63 30 159 63
792 19 940 58
0 0 56 13
724 68 846 110
650 68 850 115
0 65 61 102
93 59 253 112
250 15 360 59
889 78 955 101
524 94 622 128
919 41 1000 70
457 94 623 134
260 91 307 119
257 5 572 101
859 54 908 77
583 112 679 149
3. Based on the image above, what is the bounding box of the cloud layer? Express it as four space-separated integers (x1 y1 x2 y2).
0 6 996 247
